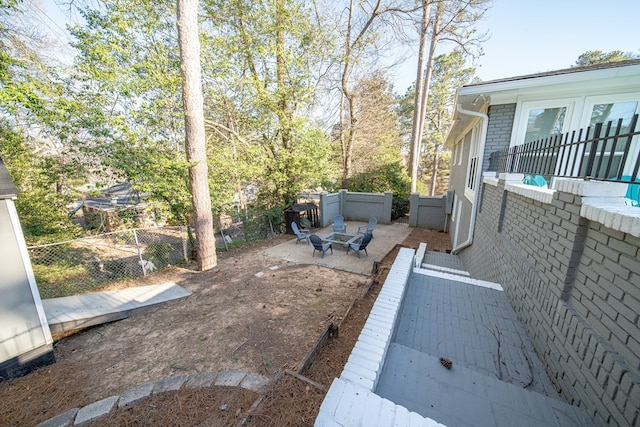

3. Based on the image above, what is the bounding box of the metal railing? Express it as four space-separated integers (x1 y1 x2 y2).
488 114 640 184
28 208 287 299
28 226 190 299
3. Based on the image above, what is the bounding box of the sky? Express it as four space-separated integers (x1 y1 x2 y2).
391 0 640 93
39 0 640 94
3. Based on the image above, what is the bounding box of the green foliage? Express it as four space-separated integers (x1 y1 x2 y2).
348 162 411 220
258 122 333 207
0 124 82 243
218 205 286 248
65 0 192 222
200 0 335 208
0 0 21 10
109 144 192 224
143 242 174 267
29 244 95 298
345 70 405 178
575 50 638 67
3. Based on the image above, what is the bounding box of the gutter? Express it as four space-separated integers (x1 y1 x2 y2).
451 103 488 255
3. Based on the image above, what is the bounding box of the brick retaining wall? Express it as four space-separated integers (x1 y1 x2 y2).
459 174 640 426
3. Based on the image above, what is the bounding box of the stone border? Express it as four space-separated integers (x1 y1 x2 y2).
35 370 271 427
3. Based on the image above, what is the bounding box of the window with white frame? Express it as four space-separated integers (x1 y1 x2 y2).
524 107 567 143
454 141 463 166
584 95 639 131
580 94 640 178
514 100 576 145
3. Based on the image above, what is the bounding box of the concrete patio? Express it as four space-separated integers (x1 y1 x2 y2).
263 221 413 276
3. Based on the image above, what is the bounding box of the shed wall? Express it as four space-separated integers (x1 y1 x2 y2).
0 199 54 380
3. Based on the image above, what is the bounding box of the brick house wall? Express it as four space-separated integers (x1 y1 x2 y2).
483 103 516 171
459 174 640 426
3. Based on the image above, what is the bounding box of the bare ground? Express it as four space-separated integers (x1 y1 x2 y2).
0 227 452 427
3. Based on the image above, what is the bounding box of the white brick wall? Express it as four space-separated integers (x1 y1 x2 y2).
315 248 447 426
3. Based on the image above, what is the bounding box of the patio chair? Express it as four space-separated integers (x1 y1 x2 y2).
347 232 372 258
291 221 310 245
523 174 547 187
333 215 346 233
310 234 333 258
615 175 640 207
357 217 377 237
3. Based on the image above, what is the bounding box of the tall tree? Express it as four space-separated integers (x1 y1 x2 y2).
409 0 433 193
336 0 417 189
408 0 490 193
177 0 216 271
346 70 404 176
424 50 474 194
201 0 334 206
0 0 88 240
399 50 475 195
69 0 195 221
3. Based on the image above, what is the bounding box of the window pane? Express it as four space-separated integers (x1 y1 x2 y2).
524 107 567 143
589 101 638 133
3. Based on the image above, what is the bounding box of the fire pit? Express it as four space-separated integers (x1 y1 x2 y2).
322 232 362 250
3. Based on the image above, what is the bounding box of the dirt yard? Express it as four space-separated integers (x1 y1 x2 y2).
0 227 452 427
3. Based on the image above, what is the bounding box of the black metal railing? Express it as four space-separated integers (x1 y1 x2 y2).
488 114 640 185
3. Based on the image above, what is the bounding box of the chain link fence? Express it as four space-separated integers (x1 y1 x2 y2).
28 226 190 299
214 209 286 250
28 209 289 299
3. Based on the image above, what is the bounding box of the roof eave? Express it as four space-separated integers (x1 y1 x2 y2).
0 158 19 200
444 93 489 147
458 62 640 96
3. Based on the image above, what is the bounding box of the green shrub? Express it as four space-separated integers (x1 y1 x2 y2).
143 242 175 267
348 162 411 220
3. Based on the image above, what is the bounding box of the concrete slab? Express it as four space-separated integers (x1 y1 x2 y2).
391 274 551 392
42 282 191 333
317 248 595 426
377 343 594 427
263 222 412 276
421 250 470 276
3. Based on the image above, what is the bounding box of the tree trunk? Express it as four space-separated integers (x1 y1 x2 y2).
411 0 444 192
339 0 383 190
429 144 439 196
177 0 217 271
409 0 431 193
420 3 446 197
340 1 355 190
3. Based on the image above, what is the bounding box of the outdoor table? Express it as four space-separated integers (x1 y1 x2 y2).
322 232 362 250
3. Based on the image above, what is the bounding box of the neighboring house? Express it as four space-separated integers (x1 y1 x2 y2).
0 157 55 380
444 61 640 425
446 59 640 252
80 183 155 231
